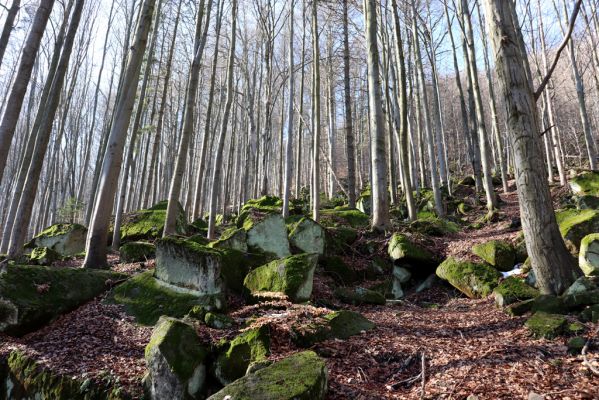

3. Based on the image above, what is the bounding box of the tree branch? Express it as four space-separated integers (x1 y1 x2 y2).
534 0 583 101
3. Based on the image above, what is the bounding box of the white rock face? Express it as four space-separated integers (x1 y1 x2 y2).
28 224 87 256
289 218 325 255
246 214 291 258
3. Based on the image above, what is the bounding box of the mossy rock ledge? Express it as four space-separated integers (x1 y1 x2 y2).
569 171 599 196
493 277 539 307
243 254 318 303
319 207 370 229
120 200 186 243
28 246 61 266
213 325 270 386
24 223 87 256
556 209 599 253
144 317 209 400
579 233 599 276
387 233 435 265
119 241 156 263
288 217 325 255
0 264 124 336
207 351 328 400
436 257 501 299
472 240 516 272
525 312 567 339
290 310 375 347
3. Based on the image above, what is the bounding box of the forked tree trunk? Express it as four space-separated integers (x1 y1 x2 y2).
482 0 581 295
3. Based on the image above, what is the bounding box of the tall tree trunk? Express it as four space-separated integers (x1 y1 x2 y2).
207 0 237 239
0 0 21 70
0 0 55 183
342 0 356 209
282 0 295 218
311 0 321 222
83 0 156 268
482 0 581 295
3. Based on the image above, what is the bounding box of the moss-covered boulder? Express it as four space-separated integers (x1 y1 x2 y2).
325 226 359 255
4 349 125 399
155 237 224 300
436 257 501 299
28 246 61 266
409 217 460 237
387 233 435 264
120 200 186 243
562 289 599 309
556 209 599 253
213 325 270 386
333 286 386 305
530 294 567 314
242 213 291 259
564 276 598 296
356 188 371 216
243 254 318 303
209 228 248 253
319 255 357 284
288 218 325 255
0 265 124 336
319 207 370 229
145 317 209 400
472 240 516 272
24 223 87 256
204 312 234 329
493 277 539 307
119 241 155 263
575 195 599 210
578 233 599 276
236 196 283 227
525 312 567 339
207 351 327 400
107 271 220 325
290 310 374 347
569 171 599 196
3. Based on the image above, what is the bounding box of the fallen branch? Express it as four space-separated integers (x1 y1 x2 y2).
420 351 426 399
582 324 599 376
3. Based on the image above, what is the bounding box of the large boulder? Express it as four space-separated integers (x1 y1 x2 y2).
436 257 501 298
144 317 209 400
155 237 225 305
319 207 370 229
0 265 124 336
333 286 386 305
493 277 539 307
236 196 283 227
288 218 325 255
119 241 156 263
242 213 291 259
107 271 219 325
28 247 61 266
387 233 435 264
24 223 86 256
243 254 318 303
525 312 567 339
569 171 599 196
579 233 599 276
472 240 516 272
556 209 599 253
120 200 186 243
290 310 374 347
207 351 328 400
210 228 248 253
213 325 270 386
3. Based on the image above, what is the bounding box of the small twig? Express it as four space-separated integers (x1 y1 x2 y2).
582 325 599 376
539 124 555 137
420 351 426 399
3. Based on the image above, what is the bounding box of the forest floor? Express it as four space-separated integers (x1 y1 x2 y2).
1 185 598 399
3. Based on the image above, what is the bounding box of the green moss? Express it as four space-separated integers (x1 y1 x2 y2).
493 277 539 307
319 208 369 228
236 196 283 227
208 351 327 400
436 257 501 298
505 299 535 316
31 223 86 240
530 295 567 314
333 286 386 305
145 317 208 381
569 171 599 196
204 312 234 329
244 254 317 302
472 240 516 272
6 350 125 399
29 246 61 265
213 325 270 385
209 227 248 252
319 255 357 284
290 310 374 347
119 201 186 243
567 336 586 354
556 209 599 252
579 304 599 322
106 271 210 325
0 265 124 336
579 233 599 276
387 234 435 264
325 226 358 254
410 217 460 237
119 241 155 263
288 217 325 255
525 312 567 339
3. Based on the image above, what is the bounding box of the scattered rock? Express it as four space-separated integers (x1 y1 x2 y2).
436 257 501 299
119 241 156 263
213 325 270 386
505 299 535 316
144 317 208 400
120 200 186 243
24 223 86 256
388 233 435 265
525 312 567 339
319 207 370 229
288 217 325 255
530 295 567 314
208 351 327 400
28 246 60 266
242 213 291 259
567 336 586 355
578 233 599 276
243 254 318 303
0 264 124 336
472 240 516 272
415 274 439 293
210 228 248 252
334 286 386 305
493 277 539 307
562 289 599 309
290 310 375 347
563 276 597 296
556 209 599 253
204 312 234 329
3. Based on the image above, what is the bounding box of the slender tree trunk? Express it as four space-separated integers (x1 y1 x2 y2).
0 0 21 70
83 0 156 268
342 0 356 208
282 0 295 218
311 0 321 222
482 0 581 295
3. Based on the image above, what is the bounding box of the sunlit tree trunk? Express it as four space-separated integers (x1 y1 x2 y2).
282 0 295 218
